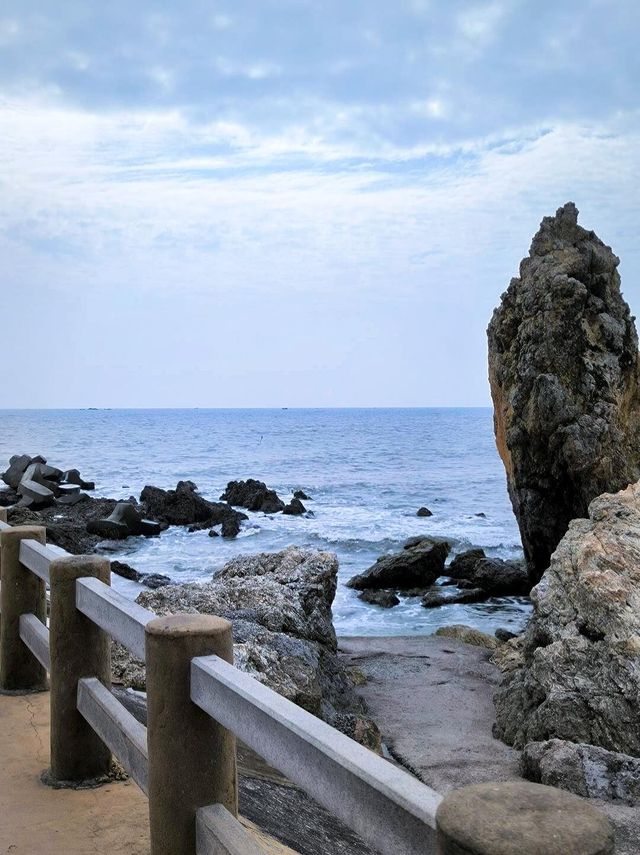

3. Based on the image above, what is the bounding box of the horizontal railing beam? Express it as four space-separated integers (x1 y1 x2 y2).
192 655 441 855
19 613 50 671
75 577 152 660
196 804 267 855
77 677 149 794
19 539 63 584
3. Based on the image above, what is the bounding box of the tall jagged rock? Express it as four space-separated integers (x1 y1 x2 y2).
488 202 640 580
493 481 640 756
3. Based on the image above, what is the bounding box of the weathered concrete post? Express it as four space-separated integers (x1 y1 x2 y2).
49 555 111 781
0 525 47 692
146 614 237 855
436 780 615 855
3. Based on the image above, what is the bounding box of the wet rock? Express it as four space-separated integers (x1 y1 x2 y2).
421 587 486 608
495 628 517 642
416 506 432 517
293 490 311 500
283 498 306 516
434 624 499 650
357 590 400 608
346 539 449 591
472 558 530 595
521 739 640 806
208 528 220 537
141 481 247 534
494 481 640 755
488 202 640 581
111 547 379 747
86 501 162 539
220 479 285 514
141 573 171 589
62 468 95 490
111 560 142 581
447 548 486 581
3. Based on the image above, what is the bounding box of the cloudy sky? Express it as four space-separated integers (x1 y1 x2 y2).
1 0 638 407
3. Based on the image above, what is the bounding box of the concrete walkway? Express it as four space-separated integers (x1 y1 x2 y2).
0 691 295 855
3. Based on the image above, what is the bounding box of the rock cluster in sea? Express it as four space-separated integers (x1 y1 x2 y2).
493 480 640 799
111 546 380 749
487 202 640 581
347 538 530 609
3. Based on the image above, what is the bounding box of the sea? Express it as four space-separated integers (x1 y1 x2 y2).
0 408 530 637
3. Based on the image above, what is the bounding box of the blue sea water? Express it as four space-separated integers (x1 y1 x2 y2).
0 408 530 636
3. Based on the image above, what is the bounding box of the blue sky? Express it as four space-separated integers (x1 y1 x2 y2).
1 0 639 407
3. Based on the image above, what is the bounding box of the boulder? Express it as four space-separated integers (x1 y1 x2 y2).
141 481 247 534
346 539 449 590
86 501 162 539
220 479 285 514
416 506 432 517
495 628 517 642
110 547 379 748
283 497 306 516
447 548 486 581
111 560 142 581
472 558 530 596
421 587 486 608
488 202 640 582
357 590 400 608
521 739 640 806
434 624 499 650
293 489 311 500
494 481 640 755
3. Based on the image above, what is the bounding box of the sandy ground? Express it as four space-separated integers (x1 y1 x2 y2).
0 690 295 855
340 634 640 855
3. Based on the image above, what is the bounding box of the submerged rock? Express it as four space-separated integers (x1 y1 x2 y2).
346 539 449 590
141 481 247 534
421 587 486 608
416 506 432 517
220 479 285 514
293 489 311 500
111 547 379 748
488 202 640 581
357 590 400 608
521 739 640 806
494 481 640 755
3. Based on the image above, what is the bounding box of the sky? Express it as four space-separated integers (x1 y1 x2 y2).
1 0 639 408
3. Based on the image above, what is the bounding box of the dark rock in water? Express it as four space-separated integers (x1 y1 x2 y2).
421 587 486 608
475 512 486 518
346 539 449 590
357 590 400 608
447 548 486 581
488 202 640 582
495 628 517 642
111 560 142 581
283 497 306 516
472 558 530 596
494 482 640 756
141 572 171 590
416 506 432 517
220 479 285 514
141 481 247 534
221 515 241 538
111 547 379 748
87 501 162 540
208 528 220 537
521 739 640 806
293 489 311 500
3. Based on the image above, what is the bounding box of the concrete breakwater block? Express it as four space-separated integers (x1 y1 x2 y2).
87 502 162 540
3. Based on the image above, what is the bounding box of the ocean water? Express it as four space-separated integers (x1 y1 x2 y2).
0 408 530 636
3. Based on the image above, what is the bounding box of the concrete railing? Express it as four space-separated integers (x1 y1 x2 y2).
0 517 616 855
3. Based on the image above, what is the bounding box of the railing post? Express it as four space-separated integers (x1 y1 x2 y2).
0 525 47 692
436 780 615 854
48 555 112 782
146 614 237 855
